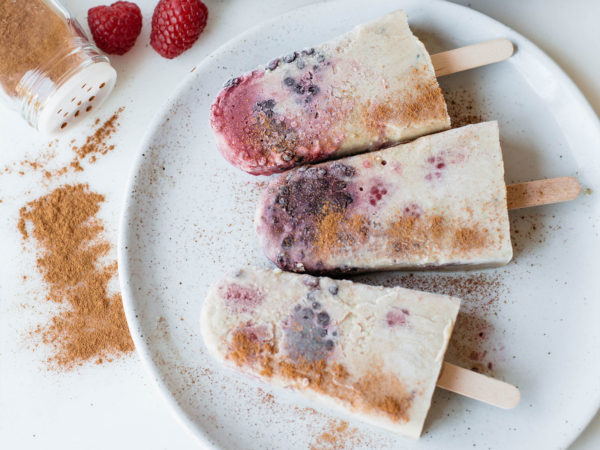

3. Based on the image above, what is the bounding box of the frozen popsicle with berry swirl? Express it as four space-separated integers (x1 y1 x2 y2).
210 10 450 175
255 121 580 273
210 10 515 176
200 268 520 439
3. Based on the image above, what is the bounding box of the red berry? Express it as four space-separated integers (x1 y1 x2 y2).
150 0 208 59
88 1 142 55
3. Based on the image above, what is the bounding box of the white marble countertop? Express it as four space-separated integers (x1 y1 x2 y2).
1 0 598 448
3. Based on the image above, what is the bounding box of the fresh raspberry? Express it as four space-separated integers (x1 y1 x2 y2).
88 2 142 55
150 0 208 59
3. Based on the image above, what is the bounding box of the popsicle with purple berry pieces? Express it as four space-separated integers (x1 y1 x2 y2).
255 121 580 274
200 268 520 439
210 10 513 175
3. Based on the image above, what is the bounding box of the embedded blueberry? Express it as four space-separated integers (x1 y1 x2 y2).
317 312 330 327
302 308 314 320
255 99 276 117
331 163 356 178
283 77 295 87
223 77 239 88
307 291 316 301
304 276 319 287
283 307 336 362
277 195 288 207
328 285 338 295
296 59 306 69
302 48 315 56
294 84 306 95
312 301 321 310
277 252 289 267
294 304 302 312
283 52 298 63
261 99 276 110
281 235 294 249
308 85 320 95
267 59 280 70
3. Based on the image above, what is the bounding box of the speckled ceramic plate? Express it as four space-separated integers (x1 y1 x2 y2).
118 0 600 448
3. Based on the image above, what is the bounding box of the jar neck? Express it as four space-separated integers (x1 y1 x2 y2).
18 43 109 129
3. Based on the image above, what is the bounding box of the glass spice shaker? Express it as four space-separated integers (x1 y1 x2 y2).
0 0 117 134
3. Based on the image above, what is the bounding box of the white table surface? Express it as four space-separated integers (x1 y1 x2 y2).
1 1 598 448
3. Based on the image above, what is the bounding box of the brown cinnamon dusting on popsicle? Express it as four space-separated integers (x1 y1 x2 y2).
245 110 298 159
229 327 276 377
313 203 368 256
227 327 413 422
309 208 487 266
387 214 486 255
453 227 486 250
353 372 412 422
364 75 448 137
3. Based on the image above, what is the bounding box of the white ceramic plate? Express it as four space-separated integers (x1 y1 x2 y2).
118 0 600 448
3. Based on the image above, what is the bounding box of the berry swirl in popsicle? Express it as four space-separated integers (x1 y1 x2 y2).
210 10 450 175
255 122 513 273
201 268 461 438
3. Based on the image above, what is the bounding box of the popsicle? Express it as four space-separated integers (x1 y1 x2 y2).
210 10 450 175
255 121 513 273
200 268 519 438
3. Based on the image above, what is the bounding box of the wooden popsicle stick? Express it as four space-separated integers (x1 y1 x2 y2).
436 362 520 409
507 176 581 210
431 39 514 77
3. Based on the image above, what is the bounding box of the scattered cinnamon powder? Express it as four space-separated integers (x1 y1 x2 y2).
443 88 485 129
227 327 413 422
18 184 134 369
71 107 124 161
1 107 124 179
311 419 361 450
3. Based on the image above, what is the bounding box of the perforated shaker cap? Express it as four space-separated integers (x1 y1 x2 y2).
37 61 117 134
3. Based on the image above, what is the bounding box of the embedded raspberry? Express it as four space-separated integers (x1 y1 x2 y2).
150 0 208 59
88 1 142 55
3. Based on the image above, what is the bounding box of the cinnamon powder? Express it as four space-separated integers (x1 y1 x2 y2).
2 107 124 178
71 107 124 163
19 184 134 369
364 76 448 134
0 0 86 96
228 327 413 422
311 420 362 450
313 203 368 256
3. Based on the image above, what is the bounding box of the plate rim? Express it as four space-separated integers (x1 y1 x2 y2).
118 0 600 447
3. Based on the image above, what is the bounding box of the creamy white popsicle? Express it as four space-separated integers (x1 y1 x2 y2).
255 121 512 273
210 10 450 175
201 268 461 438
